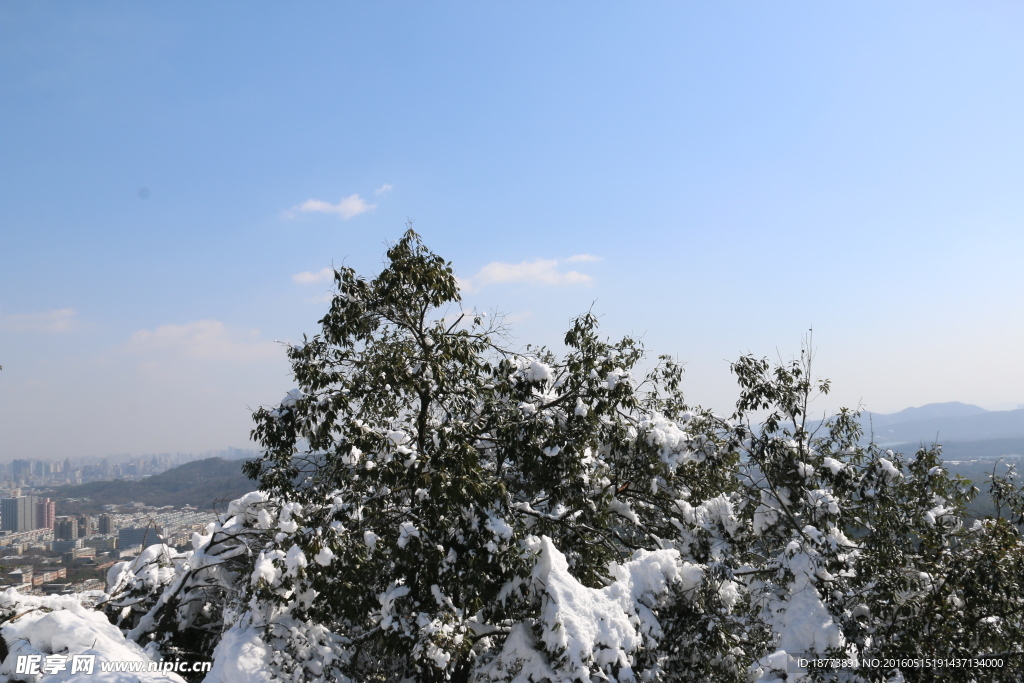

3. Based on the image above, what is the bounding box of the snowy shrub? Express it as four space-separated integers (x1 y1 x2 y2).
101 493 274 667
0 588 186 683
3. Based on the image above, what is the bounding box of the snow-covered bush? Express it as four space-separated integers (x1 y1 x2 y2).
101 493 272 666
0 588 186 683
100 230 1024 682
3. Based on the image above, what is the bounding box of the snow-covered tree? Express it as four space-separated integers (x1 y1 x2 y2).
99 230 1024 683
237 230 716 681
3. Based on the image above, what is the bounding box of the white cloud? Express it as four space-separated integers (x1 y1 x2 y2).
285 194 375 220
127 320 280 364
458 256 599 293
375 183 393 195
292 267 334 284
504 310 535 324
565 254 601 263
2 308 77 333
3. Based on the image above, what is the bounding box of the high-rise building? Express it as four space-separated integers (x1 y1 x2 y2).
0 499 15 532
98 514 114 535
1 496 38 532
11 460 32 479
36 498 55 530
77 515 94 537
55 517 78 541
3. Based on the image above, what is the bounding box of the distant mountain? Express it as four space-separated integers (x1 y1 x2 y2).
864 402 989 428
858 403 1024 445
50 458 256 515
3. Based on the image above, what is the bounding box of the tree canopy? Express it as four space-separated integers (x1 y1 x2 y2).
104 230 1024 683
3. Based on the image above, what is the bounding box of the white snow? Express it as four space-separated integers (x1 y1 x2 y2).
342 446 362 465
573 398 588 417
751 541 848 681
203 623 274 683
376 581 411 631
397 521 420 548
285 545 307 576
639 414 700 471
603 368 628 390
0 589 187 683
821 457 844 474
251 549 285 586
878 457 902 481
280 389 304 409
106 544 184 603
387 430 410 446
314 547 335 566
485 514 514 540
481 536 686 681
522 360 553 384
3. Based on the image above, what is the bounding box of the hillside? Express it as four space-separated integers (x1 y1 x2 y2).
50 458 256 515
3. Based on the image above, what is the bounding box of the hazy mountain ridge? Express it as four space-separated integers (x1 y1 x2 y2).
859 402 1024 445
863 401 989 427
50 457 255 515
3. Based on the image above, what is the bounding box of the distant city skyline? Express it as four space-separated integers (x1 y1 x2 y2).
2 3 1022 460
0 448 255 471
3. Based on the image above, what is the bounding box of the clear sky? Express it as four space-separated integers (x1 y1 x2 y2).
2 2 1023 461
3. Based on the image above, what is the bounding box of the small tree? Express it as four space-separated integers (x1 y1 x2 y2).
666 349 1024 682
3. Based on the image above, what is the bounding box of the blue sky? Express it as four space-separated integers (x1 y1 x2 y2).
2 2 1023 460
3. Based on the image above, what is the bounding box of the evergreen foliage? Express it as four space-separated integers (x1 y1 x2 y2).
103 231 1024 682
